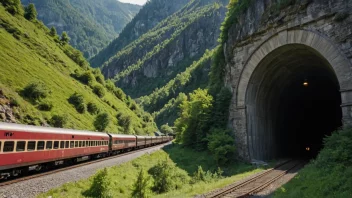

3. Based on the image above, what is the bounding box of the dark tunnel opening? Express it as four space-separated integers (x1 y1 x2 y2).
246 44 343 160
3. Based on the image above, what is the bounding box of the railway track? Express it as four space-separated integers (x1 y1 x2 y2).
0 142 170 187
204 160 305 198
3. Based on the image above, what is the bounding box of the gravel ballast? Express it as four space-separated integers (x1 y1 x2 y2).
0 144 169 198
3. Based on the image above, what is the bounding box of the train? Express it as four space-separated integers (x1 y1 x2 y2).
0 122 173 180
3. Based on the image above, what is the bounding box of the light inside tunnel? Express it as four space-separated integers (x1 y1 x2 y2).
246 44 342 160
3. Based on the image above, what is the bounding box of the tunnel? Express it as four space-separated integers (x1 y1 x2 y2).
246 44 342 160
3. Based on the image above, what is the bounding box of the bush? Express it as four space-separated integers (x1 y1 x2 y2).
207 128 235 165
21 82 49 102
88 168 112 198
131 169 151 198
93 84 106 98
118 115 132 133
94 112 110 131
60 31 70 45
50 115 67 128
93 69 105 85
113 87 126 101
148 159 189 193
72 71 95 86
68 93 86 113
37 100 53 111
87 102 99 115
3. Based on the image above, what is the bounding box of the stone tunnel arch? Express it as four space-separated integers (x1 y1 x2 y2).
235 29 352 161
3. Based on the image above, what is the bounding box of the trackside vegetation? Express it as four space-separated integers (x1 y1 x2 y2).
38 144 265 198
274 128 352 197
0 1 157 134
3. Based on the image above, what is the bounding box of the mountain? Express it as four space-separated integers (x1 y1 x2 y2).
21 0 141 59
0 2 156 135
90 0 190 68
99 0 226 98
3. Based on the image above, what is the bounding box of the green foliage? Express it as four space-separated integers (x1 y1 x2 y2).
0 0 23 15
207 128 235 165
49 26 57 37
88 168 112 198
191 166 223 184
87 102 99 115
93 69 105 85
274 128 352 198
94 112 110 131
50 114 68 128
175 89 213 150
72 70 95 86
37 100 53 111
92 84 106 98
160 124 173 135
148 159 189 193
68 92 86 114
119 115 132 133
24 3 37 21
211 87 232 128
21 82 49 103
131 169 152 198
60 31 70 45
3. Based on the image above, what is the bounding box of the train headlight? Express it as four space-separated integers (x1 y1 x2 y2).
306 147 310 151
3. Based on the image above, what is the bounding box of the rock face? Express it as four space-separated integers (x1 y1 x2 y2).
100 0 226 98
0 90 17 123
90 0 190 67
224 0 352 160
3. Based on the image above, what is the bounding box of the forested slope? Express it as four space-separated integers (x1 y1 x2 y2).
21 0 141 58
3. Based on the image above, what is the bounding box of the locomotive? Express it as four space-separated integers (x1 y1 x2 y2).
0 122 172 180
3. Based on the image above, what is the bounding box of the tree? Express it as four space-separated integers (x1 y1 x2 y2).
50 115 68 128
21 82 49 102
24 3 37 21
207 128 235 165
174 89 213 150
89 168 112 198
49 27 57 37
1 0 23 15
94 112 110 131
160 124 173 135
60 31 70 45
131 169 151 198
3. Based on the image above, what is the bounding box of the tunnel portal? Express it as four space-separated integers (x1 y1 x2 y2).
246 44 342 160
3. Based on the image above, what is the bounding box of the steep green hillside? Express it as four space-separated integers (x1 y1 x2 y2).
21 0 141 58
0 3 156 135
100 0 226 99
137 50 214 126
89 0 190 67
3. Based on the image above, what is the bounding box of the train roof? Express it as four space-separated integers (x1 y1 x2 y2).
109 134 136 138
0 122 109 137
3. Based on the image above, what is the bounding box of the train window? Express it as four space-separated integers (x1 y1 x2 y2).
16 141 26 152
75 141 78 148
54 141 59 149
3 141 14 152
27 141 36 151
83 141 86 147
86 141 89 147
70 141 74 148
37 141 45 150
65 141 69 148
79 141 82 147
46 141 53 150
60 141 65 149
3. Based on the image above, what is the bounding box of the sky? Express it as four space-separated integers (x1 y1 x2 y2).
118 0 148 5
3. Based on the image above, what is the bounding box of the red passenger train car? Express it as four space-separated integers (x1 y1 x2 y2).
0 122 173 180
0 123 109 179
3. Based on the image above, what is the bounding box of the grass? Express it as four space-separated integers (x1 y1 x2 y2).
0 5 156 134
38 143 265 198
273 128 352 198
